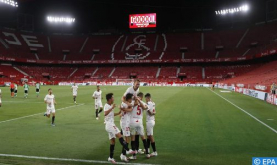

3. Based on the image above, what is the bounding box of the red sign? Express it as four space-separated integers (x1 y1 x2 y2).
129 13 156 29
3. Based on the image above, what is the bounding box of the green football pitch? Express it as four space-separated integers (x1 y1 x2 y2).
0 86 276 165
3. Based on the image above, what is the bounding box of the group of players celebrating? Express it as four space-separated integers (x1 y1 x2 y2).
103 79 157 164
42 79 157 163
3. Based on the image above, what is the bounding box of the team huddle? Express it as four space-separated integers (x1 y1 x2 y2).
41 80 157 163
104 79 157 163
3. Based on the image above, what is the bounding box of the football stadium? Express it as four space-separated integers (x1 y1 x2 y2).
0 0 277 165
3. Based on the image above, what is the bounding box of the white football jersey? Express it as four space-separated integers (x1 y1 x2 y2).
93 90 102 103
71 85 78 94
131 100 147 120
104 103 114 124
146 101 155 121
44 94 55 109
120 102 132 123
124 86 139 98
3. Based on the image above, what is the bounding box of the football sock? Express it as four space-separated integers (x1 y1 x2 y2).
131 140 136 156
151 142 156 152
96 109 99 117
147 138 151 150
142 139 149 154
110 144 115 159
122 143 128 155
135 135 139 151
119 137 129 151
52 116 55 124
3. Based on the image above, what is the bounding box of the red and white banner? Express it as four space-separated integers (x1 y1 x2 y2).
255 85 267 91
129 13 156 29
266 93 277 105
236 84 245 88
255 47 277 57
234 87 267 100
235 87 243 93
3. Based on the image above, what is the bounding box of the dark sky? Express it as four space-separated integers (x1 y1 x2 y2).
0 0 267 33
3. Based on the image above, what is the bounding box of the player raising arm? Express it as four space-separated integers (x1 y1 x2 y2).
121 79 140 107
130 92 150 159
119 93 137 162
104 93 136 164
121 79 143 154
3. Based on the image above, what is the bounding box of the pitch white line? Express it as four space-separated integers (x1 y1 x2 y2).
2 101 82 105
208 88 277 134
0 104 85 124
0 154 157 165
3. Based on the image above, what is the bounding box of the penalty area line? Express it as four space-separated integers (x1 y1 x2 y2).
0 153 158 165
0 104 85 124
208 88 277 134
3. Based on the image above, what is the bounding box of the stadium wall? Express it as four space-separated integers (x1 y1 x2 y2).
218 85 277 106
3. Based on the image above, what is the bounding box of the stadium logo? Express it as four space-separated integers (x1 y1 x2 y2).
125 35 150 59
112 34 167 60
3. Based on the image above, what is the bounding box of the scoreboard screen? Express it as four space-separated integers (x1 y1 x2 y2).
129 13 156 29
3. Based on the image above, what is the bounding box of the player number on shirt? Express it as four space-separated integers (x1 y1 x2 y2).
137 106 141 115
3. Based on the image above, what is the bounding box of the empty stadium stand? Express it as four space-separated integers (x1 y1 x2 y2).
220 61 277 89
17 65 76 81
1 22 277 61
0 22 277 86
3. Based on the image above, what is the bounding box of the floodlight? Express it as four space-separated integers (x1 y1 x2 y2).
215 4 249 15
47 16 75 24
242 5 249 12
0 0 18 7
